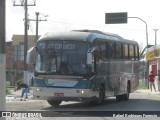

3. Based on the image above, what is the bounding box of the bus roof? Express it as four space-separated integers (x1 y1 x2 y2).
38 30 138 45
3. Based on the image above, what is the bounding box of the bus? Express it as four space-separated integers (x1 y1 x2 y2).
27 30 139 106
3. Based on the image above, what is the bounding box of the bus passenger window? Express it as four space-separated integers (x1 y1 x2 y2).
123 44 129 59
108 42 115 59
106 42 109 58
129 45 134 60
115 43 122 59
135 46 139 60
100 44 107 58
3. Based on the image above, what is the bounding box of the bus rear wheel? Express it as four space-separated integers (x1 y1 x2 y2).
47 100 62 106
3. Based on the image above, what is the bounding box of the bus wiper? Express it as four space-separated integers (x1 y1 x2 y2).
37 71 52 74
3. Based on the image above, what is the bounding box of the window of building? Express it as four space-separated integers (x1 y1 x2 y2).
14 42 24 61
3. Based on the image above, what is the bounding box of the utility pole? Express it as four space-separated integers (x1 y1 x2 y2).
0 0 6 113
153 29 159 45
13 0 36 84
29 12 47 41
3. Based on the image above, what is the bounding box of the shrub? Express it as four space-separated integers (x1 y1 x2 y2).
15 79 23 85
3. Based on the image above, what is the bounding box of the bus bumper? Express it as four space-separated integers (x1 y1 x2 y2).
32 87 99 102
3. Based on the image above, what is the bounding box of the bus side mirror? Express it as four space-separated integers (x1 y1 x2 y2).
26 46 36 64
87 52 92 65
87 47 95 65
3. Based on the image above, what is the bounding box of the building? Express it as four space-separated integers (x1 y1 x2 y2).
146 44 160 75
6 35 39 85
6 41 14 85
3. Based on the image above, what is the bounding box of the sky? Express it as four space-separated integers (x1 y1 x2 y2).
6 0 160 48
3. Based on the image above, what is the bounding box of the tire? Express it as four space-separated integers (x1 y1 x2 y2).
116 82 130 101
47 100 62 106
90 85 105 105
123 82 130 100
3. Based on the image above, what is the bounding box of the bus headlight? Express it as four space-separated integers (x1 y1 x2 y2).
36 88 42 92
76 90 85 94
81 90 84 94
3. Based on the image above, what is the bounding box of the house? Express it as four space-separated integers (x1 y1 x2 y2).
6 35 39 85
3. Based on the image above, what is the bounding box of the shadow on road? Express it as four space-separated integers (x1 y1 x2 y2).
42 96 160 111
6 92 160 112
42 98 160 117
42 97 117 110
41 97 160 117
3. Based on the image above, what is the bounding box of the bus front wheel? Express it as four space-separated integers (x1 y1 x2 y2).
47 100 62 106
90 85 105 105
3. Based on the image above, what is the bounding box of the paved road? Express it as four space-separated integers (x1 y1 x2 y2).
6 90 160 110
5 90 160 120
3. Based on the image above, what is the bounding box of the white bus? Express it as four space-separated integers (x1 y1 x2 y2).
27 30 139 106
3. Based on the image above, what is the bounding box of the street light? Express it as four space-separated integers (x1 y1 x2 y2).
128 17 148 48
128 17 150 89
153 29 159 45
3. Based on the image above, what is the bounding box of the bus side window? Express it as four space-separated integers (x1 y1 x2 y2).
123 44 129 60
106 42 109 58
115 43 122 59
129 45 134 60
92 40 100 73
99 41 107 59
135 45 139 60
108 42 115 59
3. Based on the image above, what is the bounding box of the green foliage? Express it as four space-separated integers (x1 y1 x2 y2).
138 80 148 89
15 79 23 85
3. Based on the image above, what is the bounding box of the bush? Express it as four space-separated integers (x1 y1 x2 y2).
15 79 23 85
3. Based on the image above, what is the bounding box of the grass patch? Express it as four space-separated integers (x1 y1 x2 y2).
138 80 148 89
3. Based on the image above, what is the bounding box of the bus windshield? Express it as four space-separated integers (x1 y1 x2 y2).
35 40 90 76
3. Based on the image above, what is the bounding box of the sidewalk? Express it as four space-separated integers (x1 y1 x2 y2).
136 89 160 96
6 89 33 101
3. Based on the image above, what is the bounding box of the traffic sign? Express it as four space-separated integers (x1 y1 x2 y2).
105 12 128 24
